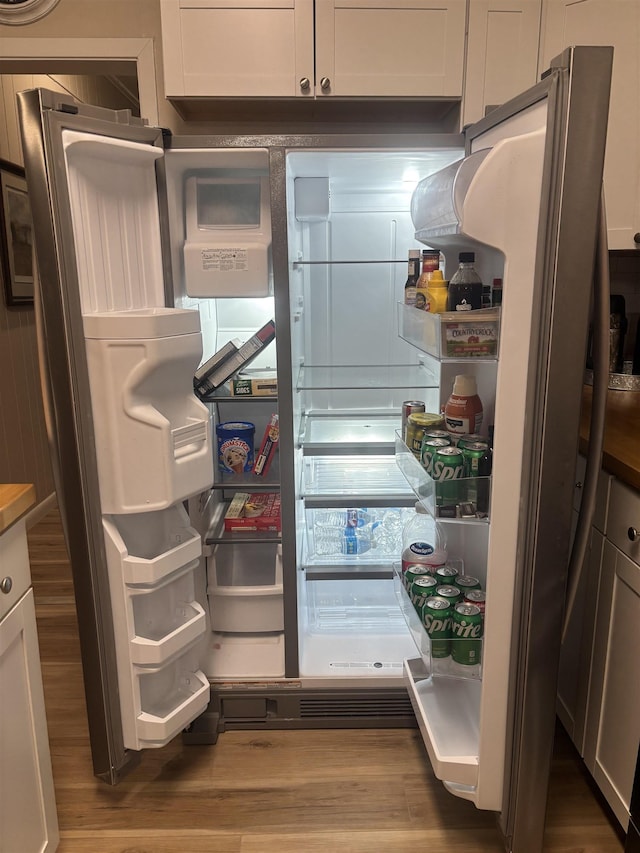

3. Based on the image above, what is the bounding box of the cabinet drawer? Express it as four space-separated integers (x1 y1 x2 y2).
573 454 611 533
0 520 32 622
607 478 640 563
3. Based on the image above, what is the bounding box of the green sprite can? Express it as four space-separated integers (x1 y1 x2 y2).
420 437 450 477
423 429 451 446
403 563 433 591
436 585 462 607
457 434 487 451
461 440 489 504
422 596 452 659
432 445 465 507
455 575 482 592
435 565 460 585
451 602 483 666
410 575 438 611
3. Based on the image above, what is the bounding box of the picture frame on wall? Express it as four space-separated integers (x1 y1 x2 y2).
0 159 34 306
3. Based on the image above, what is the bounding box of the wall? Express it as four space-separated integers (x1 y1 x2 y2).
0 71 138 504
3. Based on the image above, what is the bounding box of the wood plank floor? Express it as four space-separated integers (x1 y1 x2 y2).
27 507 626 853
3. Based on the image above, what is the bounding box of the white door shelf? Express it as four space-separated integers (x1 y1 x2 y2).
395 433 491 522
405 657 481 790
397 303 501 362
129 568 206 665
135 657 210 746
105 505 202 585
393 566 483 682
103 504 210 750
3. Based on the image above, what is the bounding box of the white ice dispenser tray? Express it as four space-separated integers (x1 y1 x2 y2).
83 308 213 514
103 504 209 750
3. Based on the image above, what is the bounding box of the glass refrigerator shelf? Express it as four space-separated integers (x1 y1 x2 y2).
299 413 401 455
297 363 438 392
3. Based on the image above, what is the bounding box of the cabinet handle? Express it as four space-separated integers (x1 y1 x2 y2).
634 233 640 244
575 480 583 490
628 527 639 542
0 577 12 595
320 77 331 91
299 77 310 92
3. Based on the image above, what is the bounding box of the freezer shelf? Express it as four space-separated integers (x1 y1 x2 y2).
397 303 500 362
395 433 491 522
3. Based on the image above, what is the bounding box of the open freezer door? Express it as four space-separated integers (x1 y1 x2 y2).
18 89 213 782
401 46 612 853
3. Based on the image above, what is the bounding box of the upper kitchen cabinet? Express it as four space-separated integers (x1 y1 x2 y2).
462 1 542 127
539 0 640 250
160 0 467 100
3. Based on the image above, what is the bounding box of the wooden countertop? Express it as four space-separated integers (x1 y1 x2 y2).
0 484 36 535
580 385 640 491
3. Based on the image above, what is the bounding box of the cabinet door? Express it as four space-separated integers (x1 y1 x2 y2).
556 523 604 755
463 1 542 126
0 590 59 853
161 0 315 98
584 540 640 830
539 0 640 249
314 0 466 97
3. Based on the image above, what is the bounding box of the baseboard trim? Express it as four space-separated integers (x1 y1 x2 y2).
25 492 57 530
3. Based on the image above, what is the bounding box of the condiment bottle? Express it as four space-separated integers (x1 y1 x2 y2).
425 270 449 314
444 374 483 438
415 249 441 310
403 249 421 307
447 252 483 312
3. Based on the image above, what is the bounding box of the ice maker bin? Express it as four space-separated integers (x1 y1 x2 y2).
84 308 213 513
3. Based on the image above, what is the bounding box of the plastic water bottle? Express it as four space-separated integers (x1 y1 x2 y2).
401 502 447 574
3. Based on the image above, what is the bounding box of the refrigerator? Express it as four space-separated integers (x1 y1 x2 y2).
17 45 612 853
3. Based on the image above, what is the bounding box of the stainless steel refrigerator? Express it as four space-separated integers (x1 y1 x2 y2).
18 45 612 853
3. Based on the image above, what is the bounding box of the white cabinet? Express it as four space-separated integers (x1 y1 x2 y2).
462 0 542 126
161 0 466 99
0 515 59 853
538 0 640 249
584 478 640 831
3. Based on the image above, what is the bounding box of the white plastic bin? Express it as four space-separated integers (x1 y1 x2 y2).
102 504 210 750
103 504 202 585
134 650 209 748
129 566 206 665
84 308 213 513
207 543 283 633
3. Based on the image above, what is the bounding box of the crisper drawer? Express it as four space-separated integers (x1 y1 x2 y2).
207 542 283 633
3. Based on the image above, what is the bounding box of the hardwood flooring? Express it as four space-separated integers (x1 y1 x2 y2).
27 507 625 853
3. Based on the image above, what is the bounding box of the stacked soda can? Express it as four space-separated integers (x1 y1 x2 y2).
417 563 486 673
418 430 493 517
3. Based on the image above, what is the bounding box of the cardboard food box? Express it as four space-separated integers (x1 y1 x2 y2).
223 492 281 532
439 308 500 358
228 372 278 397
